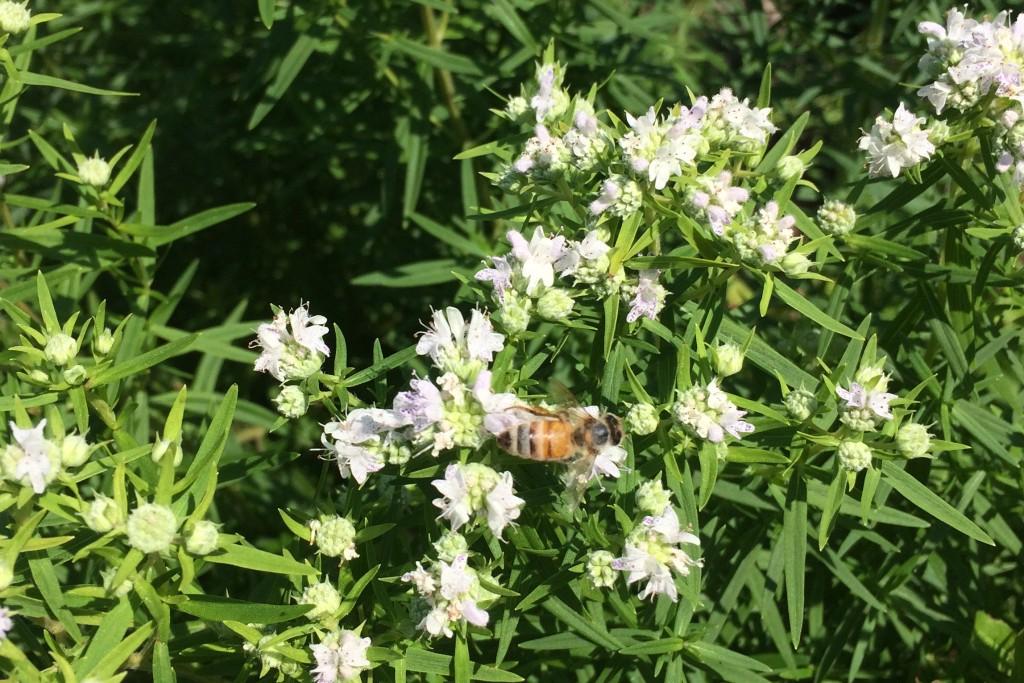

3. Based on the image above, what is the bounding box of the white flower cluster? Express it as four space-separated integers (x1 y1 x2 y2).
1 419 93 495
672 379 755 445
432 462 524 539
864 8 1024 183
835 362 897 432
610 481 702 602
310 629 371 683
858 103 937 178
402 551 496 638
252 303 332 418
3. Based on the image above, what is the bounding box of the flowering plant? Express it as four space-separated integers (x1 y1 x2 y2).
1 4 1022 683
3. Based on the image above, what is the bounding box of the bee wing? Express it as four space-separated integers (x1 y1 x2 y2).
484 406 555 435
549 380 582 407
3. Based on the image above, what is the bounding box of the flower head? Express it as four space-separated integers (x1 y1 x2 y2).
77 154 111 188
673 379 754 444
3 419 60 494
858 103 936 178
252 303 330 383
432 463 523 539
321 409 402 485
625 270 667 323
688 171 749 235
311 629 372 683
0 1 31 34
416 307 504 380
403 553 495 638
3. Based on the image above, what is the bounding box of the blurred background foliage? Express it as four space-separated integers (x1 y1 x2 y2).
7 1 1022 678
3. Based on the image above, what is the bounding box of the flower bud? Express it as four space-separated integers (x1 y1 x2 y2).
62 364 87 385
151 439 182 467
300 581 341 622
711 342 744 377
624 402 659 436
784 388 817 421
100 567 133 598
837 440 872 473
126 503 179 554
498 291 533 335
77 154 111 188
83 494 124 533
536 288 575 320
505 95 529 118
27 368 49 384
273 385 307 419
309 515 358 560
775 155 806 180
95 328 115 356
185 520 220 556
780 251 812 276
432 530 468 563
60 434 91 468
0 1 32 34
927 120 951 145
44 333 78 366
586 550 616 588
817 199 857 237
1013 225 1024 251
636 479 672 515
896 422 931 458
0 558 13 590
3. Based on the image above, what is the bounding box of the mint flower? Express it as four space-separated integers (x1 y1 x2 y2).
310 629 372 683
613 505 701 602
321 409 402 485
625 270 667 323
0 606 12 641
251 303 330 383
673 379 754 444
402 553 494 638
2 419 60 494
431 462 524 539
415 307 504 380
858 103 936 178
689 171 749 235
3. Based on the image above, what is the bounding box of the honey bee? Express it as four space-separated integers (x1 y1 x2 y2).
492 404 624 463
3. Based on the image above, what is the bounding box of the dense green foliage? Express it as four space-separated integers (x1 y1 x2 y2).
1 2 1022 682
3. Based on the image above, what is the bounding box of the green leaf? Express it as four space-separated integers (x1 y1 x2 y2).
204 544 317 575
19 71 136 97
773 279 861 339
880 461 994 545
817 468 845 550
35 270 59 333
685 640 772 673
783 475 807 648
455 633 472 683
75 600 132 678
258 0 275 28
352 259 461 287
408 211 486 257
87 334 197 388
175 595 312 624
343 344 417 387
120 202 255 246
249 33 317 129
384 36 482 76
109 119 157 194
542 597 621 650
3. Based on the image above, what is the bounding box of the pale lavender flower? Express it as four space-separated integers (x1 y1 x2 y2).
475 256 513 302
0 607 12 641
484 472 525 539
321 409 400 485
393 377 445 432
836 382 896 420
626 270 667 323
689 171 749 235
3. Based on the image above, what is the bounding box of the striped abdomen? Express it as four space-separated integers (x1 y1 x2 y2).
497 419 578 461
